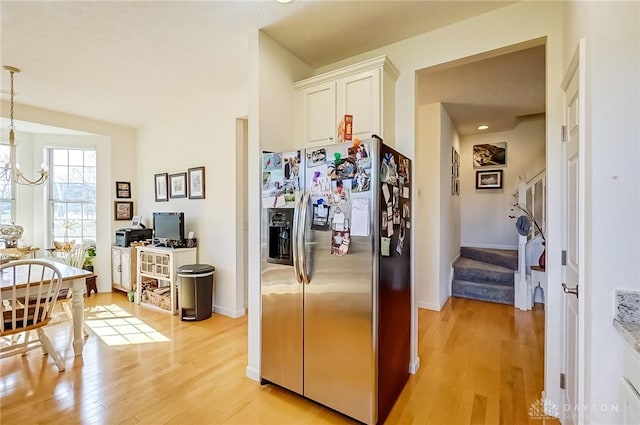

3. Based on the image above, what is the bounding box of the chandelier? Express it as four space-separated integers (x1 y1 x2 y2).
3 66 49 186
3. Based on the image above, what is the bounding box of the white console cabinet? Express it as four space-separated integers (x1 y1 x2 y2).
294 56 399 147
135 246 197 315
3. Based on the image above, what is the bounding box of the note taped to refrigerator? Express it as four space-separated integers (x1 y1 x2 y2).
381 237 391 256
350 198 370 237
382 183 390 204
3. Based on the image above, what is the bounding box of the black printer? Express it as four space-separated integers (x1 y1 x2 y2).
115 228 153 247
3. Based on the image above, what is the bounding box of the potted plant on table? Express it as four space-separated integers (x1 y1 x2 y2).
83 244 96 272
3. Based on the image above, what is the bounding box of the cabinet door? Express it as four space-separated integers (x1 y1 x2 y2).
297 81 336 146
336 69 380 141
111 248 122 286
120 249 132 291
154 253 170 279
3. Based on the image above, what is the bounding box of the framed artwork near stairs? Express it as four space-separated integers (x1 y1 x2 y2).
476 169 503 189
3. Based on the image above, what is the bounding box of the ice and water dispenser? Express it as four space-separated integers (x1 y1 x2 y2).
267 209 293 266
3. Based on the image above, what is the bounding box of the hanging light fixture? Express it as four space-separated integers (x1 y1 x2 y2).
3 65 49 186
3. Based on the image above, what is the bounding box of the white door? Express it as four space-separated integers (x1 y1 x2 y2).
561 39 585 425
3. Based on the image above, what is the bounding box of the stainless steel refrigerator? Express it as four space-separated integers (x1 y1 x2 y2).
261 138 411 424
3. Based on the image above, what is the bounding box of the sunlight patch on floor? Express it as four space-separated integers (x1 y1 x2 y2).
84 304 169 346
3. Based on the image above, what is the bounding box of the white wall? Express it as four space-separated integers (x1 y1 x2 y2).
415 103 441 310
415 103 460 311
135 84 247 318
439 106 461 308
460 115 546 249
246 31 313 380
564 2 640 423
0 101 136 293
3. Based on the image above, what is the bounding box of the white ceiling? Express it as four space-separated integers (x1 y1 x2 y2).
0 1 538 136
417 43 546 136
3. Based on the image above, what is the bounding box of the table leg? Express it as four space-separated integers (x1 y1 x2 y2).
71 278 85 356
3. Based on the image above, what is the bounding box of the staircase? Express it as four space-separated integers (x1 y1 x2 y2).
452 247 518 305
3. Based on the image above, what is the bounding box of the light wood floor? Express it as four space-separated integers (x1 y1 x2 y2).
0 293 558 424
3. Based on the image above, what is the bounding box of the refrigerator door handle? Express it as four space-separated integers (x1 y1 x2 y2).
292 193 303 284
299 191 311 284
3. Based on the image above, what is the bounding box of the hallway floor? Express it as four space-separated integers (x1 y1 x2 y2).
0 293 557 424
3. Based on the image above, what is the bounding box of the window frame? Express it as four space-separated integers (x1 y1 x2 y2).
0 142 16 224
48 147 97 247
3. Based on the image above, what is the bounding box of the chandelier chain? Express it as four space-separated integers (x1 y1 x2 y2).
8 70 15 131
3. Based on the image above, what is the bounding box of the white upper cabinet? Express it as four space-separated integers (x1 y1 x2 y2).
294 56 398 147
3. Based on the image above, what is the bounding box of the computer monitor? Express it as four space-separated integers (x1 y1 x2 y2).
152 212 185 247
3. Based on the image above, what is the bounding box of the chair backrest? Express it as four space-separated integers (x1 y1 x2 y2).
65 243 84 269
0 260 63 336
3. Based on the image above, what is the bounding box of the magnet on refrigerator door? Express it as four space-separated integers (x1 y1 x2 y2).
307 148 327 167
393 209 401 225
312 202 330 231
350 198 370 237
263 153 283 171
331 229 350 256
381 237 391 256
330 180 349 206
336 157 357 180
331 206 347 231
352 167 371 192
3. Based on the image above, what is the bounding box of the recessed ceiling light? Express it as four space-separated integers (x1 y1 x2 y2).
477 125 489 130
275 0 294 3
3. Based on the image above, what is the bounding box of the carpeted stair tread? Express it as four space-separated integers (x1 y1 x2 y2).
452 279 514 305
460 247 518 270
453 257 514 285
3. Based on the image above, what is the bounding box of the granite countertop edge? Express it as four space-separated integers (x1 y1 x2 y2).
613 319 640 354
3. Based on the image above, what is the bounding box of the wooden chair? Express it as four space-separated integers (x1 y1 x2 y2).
58 244 89 337
0 260 66 371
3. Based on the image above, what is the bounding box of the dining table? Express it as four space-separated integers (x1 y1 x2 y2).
0 258 93 356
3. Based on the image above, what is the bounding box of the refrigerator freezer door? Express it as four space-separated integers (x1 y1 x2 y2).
261 152 305 395
302 140 378 424
260 218 304 394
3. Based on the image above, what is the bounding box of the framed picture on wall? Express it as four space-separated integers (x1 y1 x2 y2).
114 201 134 220
473 142 507 167
169 172 187 199
476 170 503 189
154 173 169 202
188 166 206 199
116 181 131 198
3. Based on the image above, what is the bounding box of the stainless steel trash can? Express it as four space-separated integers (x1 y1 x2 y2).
177 264 215 321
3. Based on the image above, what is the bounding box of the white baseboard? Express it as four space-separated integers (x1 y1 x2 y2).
418 301 442 311
245 365 260 382
409 356 421 374
214 305 246 318
461 242 518 250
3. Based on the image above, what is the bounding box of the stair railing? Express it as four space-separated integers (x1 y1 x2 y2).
513 171 546 310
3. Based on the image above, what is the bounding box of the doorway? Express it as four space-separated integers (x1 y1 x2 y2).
413 38 549 416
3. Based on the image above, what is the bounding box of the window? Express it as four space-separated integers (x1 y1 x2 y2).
49 148 96 246
0 144 14 223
